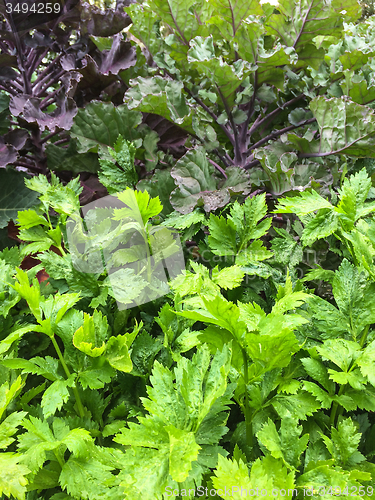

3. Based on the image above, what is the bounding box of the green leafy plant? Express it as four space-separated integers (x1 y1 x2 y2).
98 135 138 193
2 170 375 499
122 0 375 209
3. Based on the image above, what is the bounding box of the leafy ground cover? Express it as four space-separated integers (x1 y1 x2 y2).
1 168 375 498
3 0 375 499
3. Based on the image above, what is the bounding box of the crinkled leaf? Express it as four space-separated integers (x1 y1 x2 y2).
170 147 219 214
266 0 360 49
170 149 250 214
292 97 375 157
126 77 193 131
71 102 142 153
9 94 77 133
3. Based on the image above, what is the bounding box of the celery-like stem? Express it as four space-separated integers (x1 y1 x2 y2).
329 384 345 427
51 336 85 418
54 451 65 469
360 325 370 348
242 347 253 449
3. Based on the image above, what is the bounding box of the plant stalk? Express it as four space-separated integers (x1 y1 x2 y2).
54 451 65 469
51 336 85 418
329 384 345 427
360 325 370 348
242 347 253 449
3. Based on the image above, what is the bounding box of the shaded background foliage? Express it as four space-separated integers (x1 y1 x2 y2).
2 0 375 224
0 0 190 256
361 0 375 18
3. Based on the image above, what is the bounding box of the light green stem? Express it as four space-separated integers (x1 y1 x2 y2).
329 402 338 427
57 244 66 256
360 325 370 348
51 336 85 418
54 450 65 469
329 384 345 427
242 348 253 449
142 228 152 283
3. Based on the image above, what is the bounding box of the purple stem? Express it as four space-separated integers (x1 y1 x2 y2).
29 49 50 79
7 80 23 92
35 69 65 97
40 87 61 110
53 137 70 146
13 161 44 173
249 94 306 138
0 85 17 96
32 53 62 87
209 159 227 179
216 85 241 162
250 118 316 151
186 87 235 147
40 129 62 144
240 71 258 147
244 159 261 169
